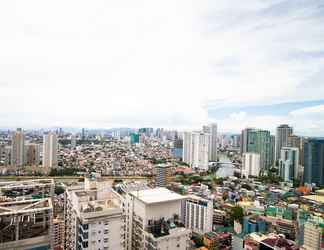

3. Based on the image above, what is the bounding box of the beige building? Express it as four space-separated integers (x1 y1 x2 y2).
43 132 58 168
11 128 25 167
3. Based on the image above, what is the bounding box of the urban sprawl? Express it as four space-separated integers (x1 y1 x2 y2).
0 125 323 250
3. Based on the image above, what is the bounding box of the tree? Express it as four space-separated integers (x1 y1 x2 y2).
54 185 65 195
230 206 244 222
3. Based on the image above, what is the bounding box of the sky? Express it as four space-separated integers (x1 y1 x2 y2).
0 0 324 136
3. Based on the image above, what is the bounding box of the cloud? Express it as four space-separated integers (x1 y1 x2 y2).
0 0 323 132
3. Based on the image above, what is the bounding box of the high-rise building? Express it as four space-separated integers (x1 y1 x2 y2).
130 133 140 144
303 138 324 186
269 135 275 167
25 143 41 166
0 179 54 250
11 128 25 167
275 124 293 162
43 132 58 168
302 217 324 250
71 134 77 148
203 123 218 161
64 177 125 250
155 164 172 187
240 128 271 171
279 147 299 182
183 131 210 171
125 188 191 250
242 152 261 178
182 195 213 235
288 134 304 166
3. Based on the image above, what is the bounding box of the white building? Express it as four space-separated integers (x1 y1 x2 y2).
182 195 213 235
279 147 299 181
64 176 125 250
242 153 261 178
125 188 191 250
204 123 218 162
43 132 58 168
275 124 293 161
183 131 210 171
11 128 25 167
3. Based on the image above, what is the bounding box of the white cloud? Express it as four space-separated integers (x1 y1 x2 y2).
0 0 323 131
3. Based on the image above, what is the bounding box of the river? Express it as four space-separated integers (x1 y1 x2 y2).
215 153 235 178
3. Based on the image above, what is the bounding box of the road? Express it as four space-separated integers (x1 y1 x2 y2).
0 175 150 183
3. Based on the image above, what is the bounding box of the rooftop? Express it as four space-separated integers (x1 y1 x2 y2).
131 187 184 204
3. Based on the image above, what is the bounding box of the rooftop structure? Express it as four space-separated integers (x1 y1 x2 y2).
130 187 184 204
0 179 54 250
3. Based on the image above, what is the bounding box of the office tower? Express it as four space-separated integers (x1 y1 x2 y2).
279 147 299 182
275 124 293 162
11 128 25 167
231 134 241 149
155 164 172 187
125 188 191 250
130 133 140 144
25 143 41 166
183 131 210 171
288 134 304 166
240 128 271 171
209 123 218 161
43 132 58 168
182 195 213 235
0 179 54 250
269 135 275 167
240 128 253 154
64 177 125 250
242 152 261 178
303 138 324 186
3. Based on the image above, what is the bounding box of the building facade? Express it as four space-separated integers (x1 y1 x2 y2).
182 195 213 235
279 147 299 182
155 164 172 187
303 138 324 186
242 153 261 178
43 132 58 168
11 128 25 167
125 188 191 250
183 131 210 171
275 124 293 162
64 177 125 250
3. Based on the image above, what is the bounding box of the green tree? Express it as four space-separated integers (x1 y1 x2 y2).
230 206 244 222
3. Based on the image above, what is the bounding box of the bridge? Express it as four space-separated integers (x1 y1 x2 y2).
209 161 242 167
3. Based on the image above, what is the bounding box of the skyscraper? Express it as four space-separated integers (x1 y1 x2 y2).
206 123 218 162
183 131 210 171
279 147 299 182
240 128 271 171
275 124 293 162
43 132 58 168
303 138 324 186
11 128 25 167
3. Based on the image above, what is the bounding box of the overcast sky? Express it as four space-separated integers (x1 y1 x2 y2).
0 0 324 135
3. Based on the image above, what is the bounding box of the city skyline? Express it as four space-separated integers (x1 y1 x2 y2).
1 1 324 134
